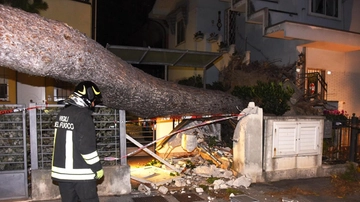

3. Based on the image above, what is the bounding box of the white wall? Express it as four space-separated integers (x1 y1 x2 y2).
17 83 45 106
167 0 229 85
306 48 360 115
155 118 190 157
233 103 263 182
239 20 306 65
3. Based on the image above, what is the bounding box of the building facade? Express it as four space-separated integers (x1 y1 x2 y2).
2 0 360 115
149 0 360 115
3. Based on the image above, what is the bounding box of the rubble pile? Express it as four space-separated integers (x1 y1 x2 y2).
132 110 256 199
134 144 252 198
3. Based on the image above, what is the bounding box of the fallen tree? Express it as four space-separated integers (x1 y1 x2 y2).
0 5 244 118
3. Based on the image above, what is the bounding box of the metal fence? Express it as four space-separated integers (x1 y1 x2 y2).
323 116 360 164
0 104 28 200
28 104 155 169
0 103 156 200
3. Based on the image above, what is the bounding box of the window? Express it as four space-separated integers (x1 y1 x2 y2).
310 0 339 18
225 9 237 45
176 18 185 45
307 69 326 100
53 80 74 102
0 67 8 101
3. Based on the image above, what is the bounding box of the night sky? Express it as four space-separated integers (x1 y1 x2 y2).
95 0 165 79
96 0 156 47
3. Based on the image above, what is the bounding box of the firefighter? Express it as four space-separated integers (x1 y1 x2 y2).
51 81 104 202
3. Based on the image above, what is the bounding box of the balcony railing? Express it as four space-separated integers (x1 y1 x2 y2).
297 72 328 103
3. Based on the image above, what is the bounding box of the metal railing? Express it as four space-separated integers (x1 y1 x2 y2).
296 72 328 104
29 104 154 169
304 72 328 101
0 105 27 171
0 104 28 200
323 116 360 164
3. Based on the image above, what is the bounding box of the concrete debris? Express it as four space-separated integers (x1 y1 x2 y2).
195 187 204 194
207 196 216 201
131 108 260 199
144 165 252 197
181 133 198 152
213 179 227 190
174 178 187 187
150 183 157 190
134 136 253 196
138 184 151 195
240 102 258 117
198 143 223 167
232 176 252 189
192 164 233 179
158 186 168 194
132 145 254 202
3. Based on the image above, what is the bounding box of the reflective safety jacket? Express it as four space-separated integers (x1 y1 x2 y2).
51 105 102 181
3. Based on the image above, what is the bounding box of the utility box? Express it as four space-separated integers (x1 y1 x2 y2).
263 116 324 182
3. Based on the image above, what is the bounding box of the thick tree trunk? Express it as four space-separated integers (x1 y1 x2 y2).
0 5 244 118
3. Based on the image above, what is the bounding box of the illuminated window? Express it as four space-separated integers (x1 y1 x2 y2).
53 80 74 102
310 0 339 18
176 18 185 45
0 67 8 101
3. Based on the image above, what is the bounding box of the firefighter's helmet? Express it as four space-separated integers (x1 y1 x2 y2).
73 81 102 108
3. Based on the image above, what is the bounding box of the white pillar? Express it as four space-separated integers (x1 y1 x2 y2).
232 102 263 182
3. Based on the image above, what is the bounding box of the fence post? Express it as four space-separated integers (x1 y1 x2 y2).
119 110 127 165
29 103 38 169
349 113 358 162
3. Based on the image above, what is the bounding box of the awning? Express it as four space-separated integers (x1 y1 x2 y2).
265 21 360 52
106 44 222 68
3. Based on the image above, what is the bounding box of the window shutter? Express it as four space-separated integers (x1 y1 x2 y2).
273 122 297 157
298 123 319 154
273 121 320 157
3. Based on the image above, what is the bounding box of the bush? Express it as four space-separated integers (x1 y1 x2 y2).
231 81 294 116
206 81 230 91
178 75 229 91
178 75 203 88
178 75 294 116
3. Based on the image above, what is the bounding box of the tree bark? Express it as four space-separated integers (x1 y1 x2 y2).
0 5 244 118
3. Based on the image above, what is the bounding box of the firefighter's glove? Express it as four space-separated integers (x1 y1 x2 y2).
95 169 104 179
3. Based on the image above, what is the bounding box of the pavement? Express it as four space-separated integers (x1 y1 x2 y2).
10 176 359 202
237 177 360 202
7 157 359 202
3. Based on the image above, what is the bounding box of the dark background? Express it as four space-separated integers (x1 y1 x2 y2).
96 0 159 47
95 0 166 79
